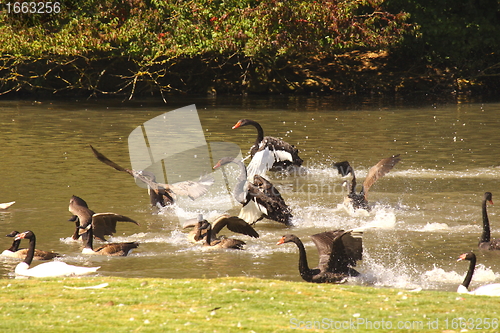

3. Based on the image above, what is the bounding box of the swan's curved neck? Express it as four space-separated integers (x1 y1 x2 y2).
480 198 491 243
228 159 249 204
24 234 36 266
248 120 264 146
291 237 311 281
231 159 248 182
462 256 476 289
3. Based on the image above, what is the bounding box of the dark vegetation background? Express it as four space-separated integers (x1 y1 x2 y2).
1 0 499 100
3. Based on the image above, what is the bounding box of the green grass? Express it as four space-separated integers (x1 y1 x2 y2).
0 276 498 332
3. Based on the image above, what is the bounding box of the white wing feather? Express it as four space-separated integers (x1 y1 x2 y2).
238 200 266 224
272 149 293 163
246 147 275 179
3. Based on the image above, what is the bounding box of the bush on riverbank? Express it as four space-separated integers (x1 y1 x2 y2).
1 0 499 99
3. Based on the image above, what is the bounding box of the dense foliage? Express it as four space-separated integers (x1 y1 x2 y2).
0 0 499 98
387 0 500 88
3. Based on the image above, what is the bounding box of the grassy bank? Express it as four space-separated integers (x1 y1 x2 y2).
0 276 498 332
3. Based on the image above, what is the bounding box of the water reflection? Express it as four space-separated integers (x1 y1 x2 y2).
0 97 500 293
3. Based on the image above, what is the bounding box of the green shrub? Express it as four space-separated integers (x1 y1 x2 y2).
0 0 414 96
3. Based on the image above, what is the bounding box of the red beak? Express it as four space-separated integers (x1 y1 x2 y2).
232 121 242 129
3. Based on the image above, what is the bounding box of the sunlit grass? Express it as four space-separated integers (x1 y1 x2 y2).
0 276 498 332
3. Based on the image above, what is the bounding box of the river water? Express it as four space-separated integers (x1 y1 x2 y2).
1 95 499 293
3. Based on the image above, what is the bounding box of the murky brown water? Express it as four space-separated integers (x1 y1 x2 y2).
1 96 500 292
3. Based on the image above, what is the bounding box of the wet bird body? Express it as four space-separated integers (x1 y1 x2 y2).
277 230 363 283
334 155 401 210
68 195 139 241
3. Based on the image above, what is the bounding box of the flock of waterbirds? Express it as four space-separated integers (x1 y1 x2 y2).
1 118 499 295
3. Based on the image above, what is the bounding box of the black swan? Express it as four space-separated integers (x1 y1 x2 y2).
183 214 259 243
196 219 246 249
68 195 139 241
478 192 500 250
232 119 303 177
277 230 363 283
1 231 59 260
13 231 100 277
79 224 139 256
457 252 500 296
90 145 214 207
213 157 293 225
334 154 401 210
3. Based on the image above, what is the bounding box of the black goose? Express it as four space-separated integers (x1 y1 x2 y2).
90 145 214 207
196 219 246 249
80 224 139 256
183 214 259 243
1 231 59 260
277 230 363 283
478 192 500 250
232 119 303 177
213 157 293 225
68 195 139 241
334 154 401 210
457 252 500 296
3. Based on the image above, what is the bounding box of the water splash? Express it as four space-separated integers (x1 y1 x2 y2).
361 207 397 230
361 251 422 289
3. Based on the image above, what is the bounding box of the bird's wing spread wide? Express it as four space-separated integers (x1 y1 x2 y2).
247 146 275 179
90 145 134 176
166 174 214 200
238 199 265 224
92 213 139 240
362 154 401 197
340 231 363 264
212 215 259 238
310 230 345 272
310 230 363 272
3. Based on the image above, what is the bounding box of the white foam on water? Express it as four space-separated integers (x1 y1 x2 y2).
416 222 451 232
393 167 500 179
59 236 80 244
360 207 397 230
